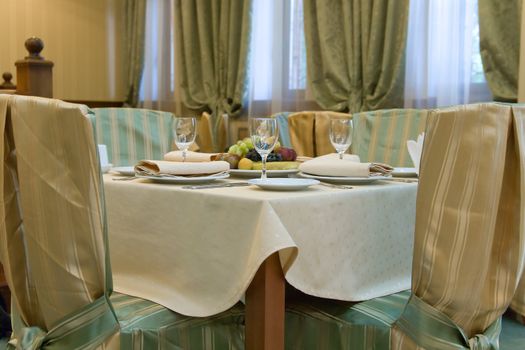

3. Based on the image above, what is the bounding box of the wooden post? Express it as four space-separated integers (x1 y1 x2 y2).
0 72 16 90
15 37 54 97
245 253 286 350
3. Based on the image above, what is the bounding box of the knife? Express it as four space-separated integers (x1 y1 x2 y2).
182 182 251 190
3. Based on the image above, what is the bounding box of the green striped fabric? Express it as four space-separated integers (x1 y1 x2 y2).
91 108 175 166
351 109 428 167
285 291 410 349
272 112 293 148
111 293 245 349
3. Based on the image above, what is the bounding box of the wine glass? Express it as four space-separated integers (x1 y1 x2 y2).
250 117 279 180
173 117 197 162
330 118 353 159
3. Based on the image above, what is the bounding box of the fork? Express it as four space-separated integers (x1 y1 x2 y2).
318 182 353 189
112 176 137 181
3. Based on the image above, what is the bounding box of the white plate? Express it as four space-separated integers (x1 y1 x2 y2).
298 172 392 184
101 163 113 173
110 166 135 176
392 167 418 177
136 172 229 184
248 178 319 191
229 169 299 178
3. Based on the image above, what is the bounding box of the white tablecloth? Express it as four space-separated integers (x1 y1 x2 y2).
103 174 417 316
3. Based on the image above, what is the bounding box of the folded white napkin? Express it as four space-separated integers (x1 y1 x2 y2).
135 160 229 177
299 153 392 177
406 132 425 175
163 151 217 162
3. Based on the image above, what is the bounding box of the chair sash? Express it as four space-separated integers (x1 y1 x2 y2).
9 295 118 350
396 294 501 350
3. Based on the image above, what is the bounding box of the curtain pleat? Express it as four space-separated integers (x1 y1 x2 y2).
124 0 147 107
303 0 409 113
479 0 522 102
174 0 253 151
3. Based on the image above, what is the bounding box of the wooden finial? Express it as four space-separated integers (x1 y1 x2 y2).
24 37 45 60
0 72 16 89
15 37 53 97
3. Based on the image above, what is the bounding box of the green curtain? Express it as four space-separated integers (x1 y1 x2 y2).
479 0 522 102
303 0 410 113
174 0 252 151
124 0 147 107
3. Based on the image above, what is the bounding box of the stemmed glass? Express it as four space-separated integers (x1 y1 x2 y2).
250 117 279 180
173 117 197 162
330 118 353 159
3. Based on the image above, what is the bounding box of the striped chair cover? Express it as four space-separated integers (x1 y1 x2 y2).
91 108 175 166
510 275 525 325
286 103 525 349
272 112 293 148
351 109 428 167
288 111 351 157
0 95 245 349
197 111 229 152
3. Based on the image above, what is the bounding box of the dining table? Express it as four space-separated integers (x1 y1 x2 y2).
102 173 417 350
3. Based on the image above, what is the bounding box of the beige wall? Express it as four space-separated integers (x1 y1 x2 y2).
0 0 126 101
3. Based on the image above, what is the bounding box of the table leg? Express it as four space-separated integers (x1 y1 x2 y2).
245 252 285 350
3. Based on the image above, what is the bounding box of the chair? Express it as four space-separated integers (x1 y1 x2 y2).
288 111 351 157
285 103 525 349
351 108 428 167
271 112 293 149
0 95 244 349
197 111 228 152
90 107 175 166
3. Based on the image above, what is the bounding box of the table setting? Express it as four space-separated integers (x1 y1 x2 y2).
103 114 422 191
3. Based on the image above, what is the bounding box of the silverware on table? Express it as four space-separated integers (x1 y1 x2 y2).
112 176 137 181
317 182 353 189
384 178 419 183
182 182 250 190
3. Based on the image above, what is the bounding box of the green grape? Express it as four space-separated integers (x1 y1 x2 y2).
243 138 254 150
228 144 243 157
239 143 249 155
274 141 281 152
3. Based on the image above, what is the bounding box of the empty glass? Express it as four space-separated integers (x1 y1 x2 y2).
330 118 353 159
173 117 197 162
250 117 279 180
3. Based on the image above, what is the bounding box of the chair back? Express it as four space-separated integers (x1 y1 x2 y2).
393 103 525 347
197 111 228 152
288 111 351 157
351 108 428 167
272 112 293 148
91 107 175 166
0 95 113 335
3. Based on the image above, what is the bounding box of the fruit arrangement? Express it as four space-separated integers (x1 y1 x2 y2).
212 137 298 170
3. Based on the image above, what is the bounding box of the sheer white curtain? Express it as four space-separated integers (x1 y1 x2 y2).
139 0 183 113
246 0 318 117
404 0 492 108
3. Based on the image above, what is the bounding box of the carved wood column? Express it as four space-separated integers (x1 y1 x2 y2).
15 37 54 97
